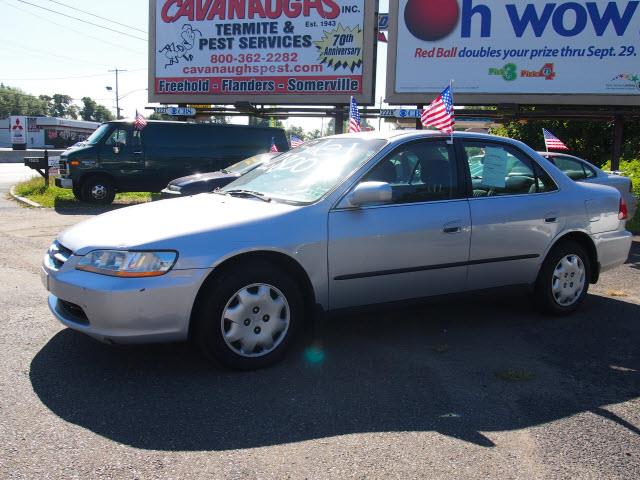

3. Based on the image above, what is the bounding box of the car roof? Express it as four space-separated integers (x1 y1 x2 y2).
332 130 519 144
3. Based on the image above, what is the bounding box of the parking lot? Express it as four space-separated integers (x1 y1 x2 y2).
1 172 639 479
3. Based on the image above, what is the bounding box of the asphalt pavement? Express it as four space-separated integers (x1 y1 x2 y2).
1 174 639 479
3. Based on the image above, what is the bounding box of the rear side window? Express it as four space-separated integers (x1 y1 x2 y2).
553 157 596 181
462 141 557 197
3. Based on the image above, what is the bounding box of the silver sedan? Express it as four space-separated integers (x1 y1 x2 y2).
43 132 633 369
538 151 637 218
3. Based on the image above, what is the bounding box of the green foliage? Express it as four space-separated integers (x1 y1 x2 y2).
602 158 640 197
80 97 114 122
14 176 155 208
0 85 48 117
491 119 640 168
306 128 323 140
285 125 306 140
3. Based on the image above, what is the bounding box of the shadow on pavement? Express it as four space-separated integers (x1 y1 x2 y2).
30 293 640 451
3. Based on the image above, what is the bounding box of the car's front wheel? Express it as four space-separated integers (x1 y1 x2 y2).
535 241 591 315
193 260 303 370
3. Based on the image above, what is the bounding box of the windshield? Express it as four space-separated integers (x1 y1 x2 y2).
85 124 112 145
225 153 278 175
220 137 387 204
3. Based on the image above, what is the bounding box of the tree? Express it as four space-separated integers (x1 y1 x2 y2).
80 97 113 122
491 119 640 167
285 125 306 140
306 129 323 140
0 85 48 117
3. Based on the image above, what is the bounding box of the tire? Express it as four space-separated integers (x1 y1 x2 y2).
193 260 304 370
72 184 82 201
80 176 116 205
534 241 591 315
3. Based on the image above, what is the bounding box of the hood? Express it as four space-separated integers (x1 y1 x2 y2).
58 193 298 254
168 170 235 187
61 145 94 158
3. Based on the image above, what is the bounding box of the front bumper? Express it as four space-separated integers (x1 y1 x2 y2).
160 187 183 199
55 177 73 189
42 256 211 344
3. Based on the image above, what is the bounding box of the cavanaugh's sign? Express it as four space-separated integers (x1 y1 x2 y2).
149 0 377 104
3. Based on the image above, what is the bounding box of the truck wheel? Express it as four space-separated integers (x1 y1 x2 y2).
534 241 590 316
80 176 116 205
193 260 303 370
72 185 82 201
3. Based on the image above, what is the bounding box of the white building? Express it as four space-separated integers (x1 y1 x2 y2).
0 116 100 149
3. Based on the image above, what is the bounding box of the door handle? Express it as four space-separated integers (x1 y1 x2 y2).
544 212 559 223
443 220 463 234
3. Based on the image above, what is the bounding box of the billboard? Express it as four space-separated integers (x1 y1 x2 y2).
9 116 27 146
149 0 377 105
386 0 640 105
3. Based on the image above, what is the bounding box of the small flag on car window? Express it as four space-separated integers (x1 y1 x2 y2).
134 110 147 130
270 137 279 153
421 85 455 134
290 135 304 148
348 96 361 133
543 128 569 151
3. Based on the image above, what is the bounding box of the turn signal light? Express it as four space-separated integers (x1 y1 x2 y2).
619 197 628 221
69 160 80 167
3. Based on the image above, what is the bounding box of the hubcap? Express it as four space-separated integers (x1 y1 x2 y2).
91 184 107 200
220 283 290 358
551 254 586 307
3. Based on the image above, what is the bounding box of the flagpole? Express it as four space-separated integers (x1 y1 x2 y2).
449 79 454 144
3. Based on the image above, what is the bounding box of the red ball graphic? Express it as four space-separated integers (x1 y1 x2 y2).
404 0 460 41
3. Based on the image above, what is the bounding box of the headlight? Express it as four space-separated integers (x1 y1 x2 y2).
76 250 177 277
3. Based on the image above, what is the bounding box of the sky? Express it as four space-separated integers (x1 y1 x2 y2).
1 0 391 133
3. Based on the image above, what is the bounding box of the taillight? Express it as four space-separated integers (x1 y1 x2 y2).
619 197 628 221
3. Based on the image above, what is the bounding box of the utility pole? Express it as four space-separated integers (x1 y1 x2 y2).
108 68 127 119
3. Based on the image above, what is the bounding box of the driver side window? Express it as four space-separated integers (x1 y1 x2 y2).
363 140 459 204
105 129 128 147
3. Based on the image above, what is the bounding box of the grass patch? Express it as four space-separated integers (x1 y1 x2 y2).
495 369 535 382
14 177 157 208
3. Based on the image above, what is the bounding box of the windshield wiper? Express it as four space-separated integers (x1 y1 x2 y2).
224 189 272 202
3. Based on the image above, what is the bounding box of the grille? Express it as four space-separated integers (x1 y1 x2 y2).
48 241 73 269
57 299 89 325
58 160 68 176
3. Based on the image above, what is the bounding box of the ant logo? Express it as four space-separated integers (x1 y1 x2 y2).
159 24 202 68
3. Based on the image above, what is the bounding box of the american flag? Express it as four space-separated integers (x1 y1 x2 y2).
421 86 455 133
134 110 147 130
290 135 304 148
348 96 361 133
270 137 279 153
543 128 569 151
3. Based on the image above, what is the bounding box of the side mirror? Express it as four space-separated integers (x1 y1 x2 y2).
345 181 392 207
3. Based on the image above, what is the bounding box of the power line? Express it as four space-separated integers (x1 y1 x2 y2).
47 0 147 34
2 0 147 54
1 37 112 67
1 68 146 81
14 0 147 42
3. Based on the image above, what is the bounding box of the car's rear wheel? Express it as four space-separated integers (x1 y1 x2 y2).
193 260 303 370
535 241 590 315
80 176 116 205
